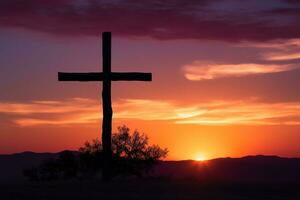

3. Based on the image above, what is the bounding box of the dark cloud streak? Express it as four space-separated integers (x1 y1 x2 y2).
1 0 300 42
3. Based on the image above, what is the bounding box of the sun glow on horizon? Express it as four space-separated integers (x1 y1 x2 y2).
195 154 207 161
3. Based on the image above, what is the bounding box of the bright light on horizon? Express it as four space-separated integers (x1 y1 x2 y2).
195 154 207 161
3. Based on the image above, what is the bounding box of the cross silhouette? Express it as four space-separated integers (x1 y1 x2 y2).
58 32 152 180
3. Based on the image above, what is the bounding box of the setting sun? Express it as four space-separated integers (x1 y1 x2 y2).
195 155 207 161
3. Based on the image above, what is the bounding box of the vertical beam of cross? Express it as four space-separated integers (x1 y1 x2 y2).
102 32 112 181
58 32 152 181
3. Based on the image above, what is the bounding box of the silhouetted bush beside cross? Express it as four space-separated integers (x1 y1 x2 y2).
23 125 168 181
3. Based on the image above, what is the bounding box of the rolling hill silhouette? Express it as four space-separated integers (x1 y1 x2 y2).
153 155 300 183
1 152 300 183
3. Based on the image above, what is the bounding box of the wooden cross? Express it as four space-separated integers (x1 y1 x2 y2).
58 32 152 180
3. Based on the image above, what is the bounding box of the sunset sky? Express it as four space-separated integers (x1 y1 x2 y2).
1 0 300 160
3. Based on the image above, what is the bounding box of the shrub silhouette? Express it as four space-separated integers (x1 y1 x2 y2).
24 125 168 181
23 151 78 181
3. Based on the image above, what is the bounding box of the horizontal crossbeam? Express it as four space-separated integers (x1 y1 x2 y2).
58 72 152 82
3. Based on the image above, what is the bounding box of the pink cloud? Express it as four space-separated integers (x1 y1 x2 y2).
183 62 296 80
263 52 300 61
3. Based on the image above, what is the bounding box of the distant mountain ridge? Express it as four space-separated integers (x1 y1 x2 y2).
1 152 300 183
0 151 59 182
154 155 300 183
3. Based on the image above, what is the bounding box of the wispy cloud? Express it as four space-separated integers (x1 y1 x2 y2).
175 101 300 125
239 39 300 49
2 98 300 126
0 98 99 114
114 99 205 120
183 62 295 81
0 98 204 126
239 38 300 61
263 52 300 61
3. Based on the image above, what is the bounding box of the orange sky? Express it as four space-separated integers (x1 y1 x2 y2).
1 96 300 160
